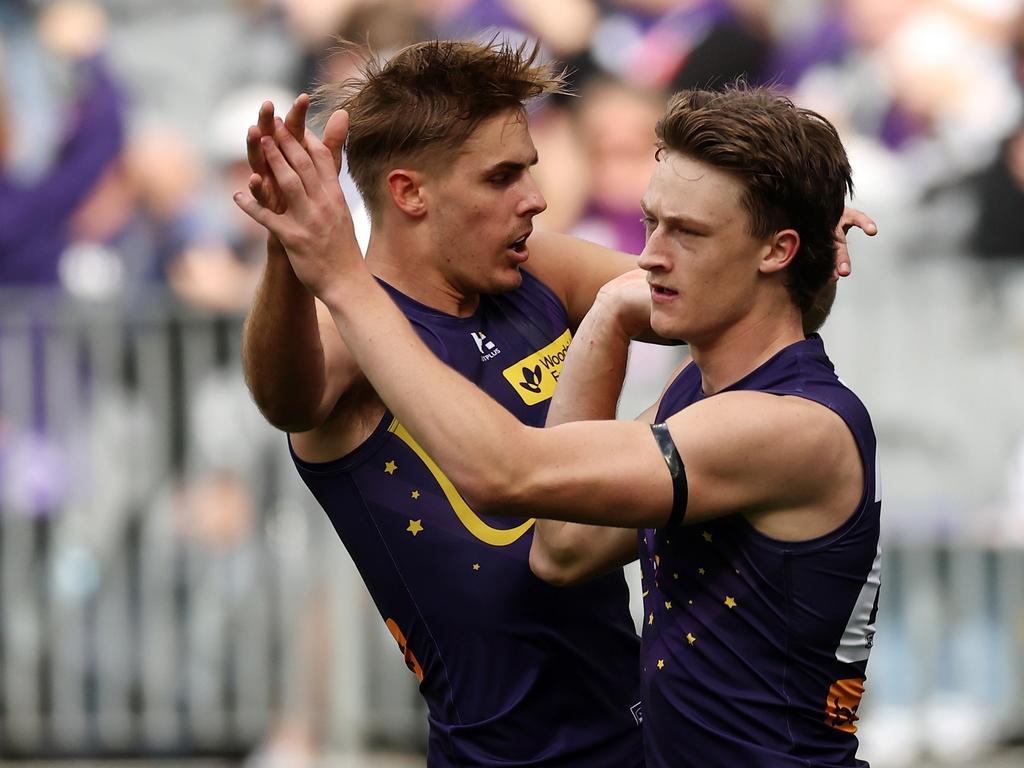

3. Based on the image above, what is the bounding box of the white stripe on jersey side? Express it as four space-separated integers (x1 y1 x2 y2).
874 444 882 503
835 541 882 665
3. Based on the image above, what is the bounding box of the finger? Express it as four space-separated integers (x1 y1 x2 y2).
257 100 275 139
233 187 284 233
274 119 321 197
247 125 268 176
306 128 343 188
322 109 349 174
248 172 268 205
261 134 312 206
841 207 878 237
285 94 309 143
834 243 852 278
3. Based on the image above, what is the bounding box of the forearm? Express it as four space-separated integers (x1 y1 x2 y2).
547 294 632 425
242 238 329 431
534 295 636 581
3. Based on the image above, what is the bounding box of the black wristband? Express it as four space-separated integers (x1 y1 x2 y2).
650 422 688 530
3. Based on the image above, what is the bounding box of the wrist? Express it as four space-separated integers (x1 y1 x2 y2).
591 290 646 341
266 234 290 262
582 293 635 345
316 269 378 318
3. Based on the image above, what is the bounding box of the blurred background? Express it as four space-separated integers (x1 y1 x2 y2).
1 0 1023 766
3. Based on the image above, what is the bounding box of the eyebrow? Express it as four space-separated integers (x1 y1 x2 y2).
640 200 713 233
485 152 540 174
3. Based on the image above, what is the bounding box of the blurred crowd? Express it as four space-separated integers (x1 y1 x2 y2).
3 2 1024 767
2 0 1023 307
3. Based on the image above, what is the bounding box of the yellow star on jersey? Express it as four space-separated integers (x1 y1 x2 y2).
686 633 697 646
698 567 706 575
411 490 420 499
657 659 665 670
725 596 737 609
472 563 481 571
406 519 423 536
384 460 397 475
702 531 713 543
664 601 672 610
673 572 679 580
648 612 654 625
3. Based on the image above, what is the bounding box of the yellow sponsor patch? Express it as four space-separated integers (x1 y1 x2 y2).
501 329 572 406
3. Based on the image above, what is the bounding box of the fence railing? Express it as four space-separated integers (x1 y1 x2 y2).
0 286 1021 759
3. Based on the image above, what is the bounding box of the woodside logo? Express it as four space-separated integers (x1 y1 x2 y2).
501 329 572 405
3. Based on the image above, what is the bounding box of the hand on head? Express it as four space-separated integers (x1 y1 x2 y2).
833 206 878 279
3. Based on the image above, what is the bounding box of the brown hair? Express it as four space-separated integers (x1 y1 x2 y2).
314 38 568 215
654 85 853 315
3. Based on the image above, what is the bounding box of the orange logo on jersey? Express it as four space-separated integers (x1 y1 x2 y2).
825 677 865 733
386 618 424 683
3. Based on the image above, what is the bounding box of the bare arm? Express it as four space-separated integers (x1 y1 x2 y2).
233 115 862 534
240 95 356 432
530 271 651 585
242 240 359 431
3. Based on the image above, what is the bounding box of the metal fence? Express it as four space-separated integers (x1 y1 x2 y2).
0 281 1022 761
0 292 424 759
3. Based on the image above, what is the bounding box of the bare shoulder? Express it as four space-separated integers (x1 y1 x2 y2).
293 299 387 463
673 390 857 468
664 390 863 537
290 374 387 463
525 231 638 326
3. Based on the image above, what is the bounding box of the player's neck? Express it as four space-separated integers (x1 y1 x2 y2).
365 230 481 318
690 302 804 395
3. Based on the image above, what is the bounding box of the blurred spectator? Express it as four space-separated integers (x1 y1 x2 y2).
969 126 1024 258
584 0 775 90
0 0 125 287
569 75 663 254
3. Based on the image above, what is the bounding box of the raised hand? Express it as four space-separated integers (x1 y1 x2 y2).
245 94 346 215
834 207 878 279
596 268 654 340
803 207 878 334
233 110 360 300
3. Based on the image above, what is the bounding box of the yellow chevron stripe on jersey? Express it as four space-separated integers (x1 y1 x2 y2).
389 419 535 546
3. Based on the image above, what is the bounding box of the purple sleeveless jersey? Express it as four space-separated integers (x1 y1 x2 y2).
641 334 881 767
292 271 643 768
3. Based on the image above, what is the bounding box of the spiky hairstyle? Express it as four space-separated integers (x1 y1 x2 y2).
314 38 568 215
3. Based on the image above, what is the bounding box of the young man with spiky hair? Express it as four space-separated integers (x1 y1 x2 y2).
237 81 881 767
241 39 646 767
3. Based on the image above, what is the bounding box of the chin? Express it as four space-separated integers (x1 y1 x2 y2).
651 312 686 344
489 265 524 294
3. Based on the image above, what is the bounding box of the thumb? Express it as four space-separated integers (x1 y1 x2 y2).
323 109 349 173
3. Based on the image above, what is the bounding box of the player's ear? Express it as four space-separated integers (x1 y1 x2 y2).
386 169 427 218
759 228 800 275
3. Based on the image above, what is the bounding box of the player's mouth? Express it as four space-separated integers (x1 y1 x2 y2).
507 231 531 262
649 283 678 303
